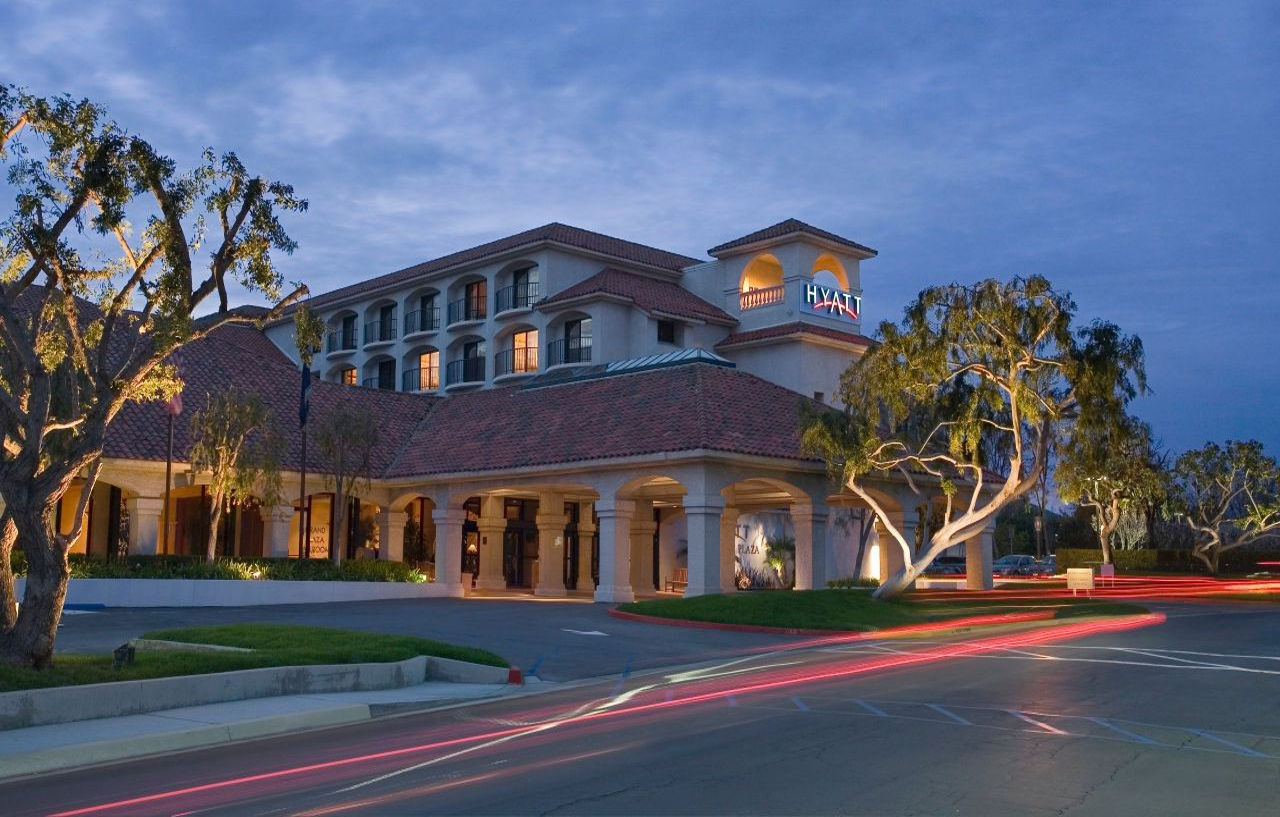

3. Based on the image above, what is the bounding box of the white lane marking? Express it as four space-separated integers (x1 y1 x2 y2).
1192 729 1268 758
1087 717 1157 744
854 699 888 717
791 697 809 712
1008 710 1068 735
1111 647 1239 669
562 629 608 636
927 704 972 726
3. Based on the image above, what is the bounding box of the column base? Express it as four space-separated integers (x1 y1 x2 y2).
534 585 567 597
474 576 507 591
434 581 467 598
593 584 635 603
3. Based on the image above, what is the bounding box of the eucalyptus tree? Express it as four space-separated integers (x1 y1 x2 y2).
1057 416 1165 564
804 276 1145 598
1171 440 1280 574
188 389 283 563
0 86 306 667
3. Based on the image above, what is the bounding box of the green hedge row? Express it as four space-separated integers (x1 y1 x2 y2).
9 553 428 583
1055 547 1280 574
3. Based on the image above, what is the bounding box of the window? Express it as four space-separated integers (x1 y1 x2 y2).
466 280 486 320
404 350 439 391
551 318 592 365
657 319 678 344
512 329 537 373
340 367 357 386
377 359 395 390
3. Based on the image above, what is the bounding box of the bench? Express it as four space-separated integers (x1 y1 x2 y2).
665 567 688 593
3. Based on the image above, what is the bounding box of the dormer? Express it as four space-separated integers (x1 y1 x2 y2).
706 219 876 335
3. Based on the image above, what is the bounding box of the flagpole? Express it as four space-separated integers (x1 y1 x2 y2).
162 411 173 554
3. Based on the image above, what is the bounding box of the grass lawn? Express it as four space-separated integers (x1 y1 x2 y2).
619 590 1146 632
0 624 507 692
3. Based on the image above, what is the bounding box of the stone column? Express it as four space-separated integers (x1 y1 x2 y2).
431 507 467 597
535 494 567 597
475 496 507 591
876 516 908 586
261 504 295 558
594 499 635 603
792 504 828 591
719 506 739 592
378 509 408 562
966 524 995 590
684 494 725 597
629 499 656 594
576 505 596 591
126 497 163 555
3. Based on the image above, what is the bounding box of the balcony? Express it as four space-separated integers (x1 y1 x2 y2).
325 330 358 355
740 284 785 311
401 367 439 393
495 282 539 314
363 319 397 346
547 338 592 366
362 375 395 391
495 347 539 377
446 298 487 326
445 357 485 386
403 307 441 336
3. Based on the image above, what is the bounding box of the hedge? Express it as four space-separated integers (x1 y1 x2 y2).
9 553 428 583
1055 547 1280 574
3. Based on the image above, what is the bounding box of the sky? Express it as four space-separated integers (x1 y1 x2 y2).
2 0 1277 456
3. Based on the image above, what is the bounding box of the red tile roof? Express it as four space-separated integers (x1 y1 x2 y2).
298 223 702 313
105 324 438 474
386 362 822 477
102 327 825 478
708 218 877 257
715 321 875 349
538 268 736 325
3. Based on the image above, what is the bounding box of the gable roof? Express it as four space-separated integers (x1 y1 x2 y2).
708 218 877 258
537 267 736 325
298 223 703 314
715 321 875 350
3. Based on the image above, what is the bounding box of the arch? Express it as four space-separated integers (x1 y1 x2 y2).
403 287 442 335
325 362 357 384
326 308 357 330
362 296 398 321
545 311 593 366
811 253 850 292
739 253 784 292
361 353 396 390
494 258 540 289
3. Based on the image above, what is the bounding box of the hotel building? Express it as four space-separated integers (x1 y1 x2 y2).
59 219 996 599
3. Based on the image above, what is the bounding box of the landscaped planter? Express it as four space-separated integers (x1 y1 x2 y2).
16 577 460 607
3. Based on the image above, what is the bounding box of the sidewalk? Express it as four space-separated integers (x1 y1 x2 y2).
0 677 542 781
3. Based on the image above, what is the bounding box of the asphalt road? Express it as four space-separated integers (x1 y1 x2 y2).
12 600 1280 815
53 596 797 681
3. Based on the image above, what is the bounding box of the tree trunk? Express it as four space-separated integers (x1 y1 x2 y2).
0 512 17 632
872 563 921 599
332 492 346 566
205 500 224 564
0 499 69 668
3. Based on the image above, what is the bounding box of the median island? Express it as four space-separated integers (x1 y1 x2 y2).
0 624 506 692
617 589 1146 632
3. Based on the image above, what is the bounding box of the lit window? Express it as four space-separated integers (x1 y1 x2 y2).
340 367 357 386
512 329 538 373
417 351 439 390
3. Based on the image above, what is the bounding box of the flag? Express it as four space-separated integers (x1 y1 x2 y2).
299 363 311 427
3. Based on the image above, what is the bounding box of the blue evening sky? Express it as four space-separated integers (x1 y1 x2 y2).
3 0 1277 456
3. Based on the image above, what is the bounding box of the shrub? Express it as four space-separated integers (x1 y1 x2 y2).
827 576 880 589
12 554 427 582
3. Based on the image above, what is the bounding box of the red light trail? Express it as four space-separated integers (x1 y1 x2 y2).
49 612 1164 817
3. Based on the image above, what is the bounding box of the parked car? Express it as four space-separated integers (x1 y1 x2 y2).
924 556 967 575
1027 555 1058 577
992 554 1036 577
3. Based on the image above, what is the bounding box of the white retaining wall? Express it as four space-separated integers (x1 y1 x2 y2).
16 578 454 607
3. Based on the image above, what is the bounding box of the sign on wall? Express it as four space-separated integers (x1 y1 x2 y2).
804 270 861 321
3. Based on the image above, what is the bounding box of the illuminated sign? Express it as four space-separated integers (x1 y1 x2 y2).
804 270 861 321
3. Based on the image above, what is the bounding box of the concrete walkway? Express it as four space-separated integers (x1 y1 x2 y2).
0 677 544 781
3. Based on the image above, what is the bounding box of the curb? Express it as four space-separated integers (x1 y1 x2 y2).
0 704 373 781
608 608 1056 637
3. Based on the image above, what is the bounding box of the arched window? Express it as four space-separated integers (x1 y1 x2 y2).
739 254 785 310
